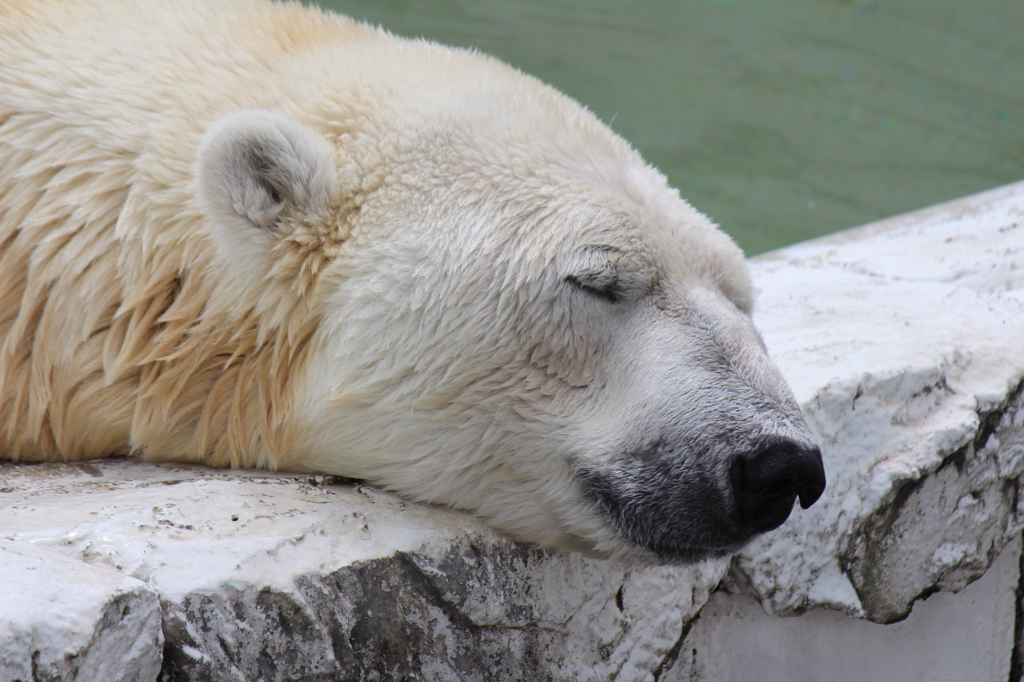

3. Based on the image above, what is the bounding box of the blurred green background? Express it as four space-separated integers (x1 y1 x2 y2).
310 0 1023 255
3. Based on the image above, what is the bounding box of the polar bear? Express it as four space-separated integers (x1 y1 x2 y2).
0 0 824 561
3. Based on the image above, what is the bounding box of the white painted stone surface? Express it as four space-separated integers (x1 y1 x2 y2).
0 460 726 680
0 540 163 682
736 180 1024 623
1 181 1022 679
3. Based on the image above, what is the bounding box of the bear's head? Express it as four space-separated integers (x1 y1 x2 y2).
194 51 824 563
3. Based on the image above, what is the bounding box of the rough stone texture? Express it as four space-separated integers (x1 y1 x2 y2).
1 181 1023 680
731 180 1024 623
0 540 163 682
0 460 725 681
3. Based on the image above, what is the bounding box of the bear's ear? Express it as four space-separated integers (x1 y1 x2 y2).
196 109 334 257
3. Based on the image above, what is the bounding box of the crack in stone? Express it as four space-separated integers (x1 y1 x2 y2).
840 377 1024 623
651 617 695 682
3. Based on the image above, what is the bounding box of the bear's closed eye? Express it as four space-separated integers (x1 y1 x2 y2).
564 274 622 304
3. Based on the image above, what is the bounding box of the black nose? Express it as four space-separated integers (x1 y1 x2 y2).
733 442 826 532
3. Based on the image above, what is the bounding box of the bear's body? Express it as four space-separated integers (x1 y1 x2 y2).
0 0 824 560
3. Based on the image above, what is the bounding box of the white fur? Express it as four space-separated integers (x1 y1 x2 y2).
197 109 336 285
0 0 814 561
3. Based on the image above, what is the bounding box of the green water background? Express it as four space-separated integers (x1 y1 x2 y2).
311 0 1023 255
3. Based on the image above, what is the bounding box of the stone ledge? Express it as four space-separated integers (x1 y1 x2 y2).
2 181 1023 680
737 179 1024 624
0 540 163 682
0 460 724 681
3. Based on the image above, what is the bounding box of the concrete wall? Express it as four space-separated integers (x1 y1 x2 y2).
670 537 1021 682
2 180 1023 681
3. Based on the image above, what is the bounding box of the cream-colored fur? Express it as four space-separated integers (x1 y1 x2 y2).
0 0 813 559
0 0 371 465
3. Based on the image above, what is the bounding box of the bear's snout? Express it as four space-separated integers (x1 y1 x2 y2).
576 433 825 562
732 442 826 534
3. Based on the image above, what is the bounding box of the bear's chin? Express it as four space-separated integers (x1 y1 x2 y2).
575 465 802 565
634 498 799 564
640 542 748 565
